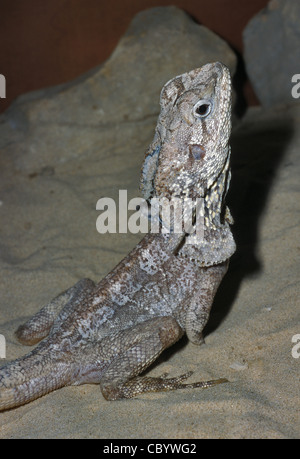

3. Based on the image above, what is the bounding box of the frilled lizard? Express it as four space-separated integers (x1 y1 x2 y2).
0 62 235 410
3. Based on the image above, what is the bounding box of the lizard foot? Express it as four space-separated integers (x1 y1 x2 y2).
102 370 228 400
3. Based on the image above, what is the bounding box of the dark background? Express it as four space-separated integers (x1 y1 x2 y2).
0 0 269 112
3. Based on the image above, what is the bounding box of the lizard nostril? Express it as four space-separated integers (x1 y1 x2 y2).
189 144 206 160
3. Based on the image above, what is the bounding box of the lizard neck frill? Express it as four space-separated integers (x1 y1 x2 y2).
178 151 236 267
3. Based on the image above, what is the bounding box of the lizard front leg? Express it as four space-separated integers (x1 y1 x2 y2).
100 316 226 400
185 262 229 345
16 278 95 345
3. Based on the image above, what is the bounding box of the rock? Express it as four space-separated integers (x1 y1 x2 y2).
243 0 300 107
1 6 237 172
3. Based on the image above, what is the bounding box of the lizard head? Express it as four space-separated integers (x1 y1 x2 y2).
140 62 232 201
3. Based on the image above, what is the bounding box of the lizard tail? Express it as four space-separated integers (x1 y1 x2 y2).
0 345 72 411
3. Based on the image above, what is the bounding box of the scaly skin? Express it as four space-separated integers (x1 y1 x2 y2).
0 62 235 410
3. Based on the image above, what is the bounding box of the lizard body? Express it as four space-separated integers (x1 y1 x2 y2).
0 62 235 410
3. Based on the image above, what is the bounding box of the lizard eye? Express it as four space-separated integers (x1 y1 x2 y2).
193 100 212 118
